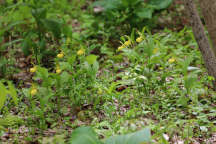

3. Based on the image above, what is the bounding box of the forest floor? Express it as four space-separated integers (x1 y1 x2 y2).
0 0 215 144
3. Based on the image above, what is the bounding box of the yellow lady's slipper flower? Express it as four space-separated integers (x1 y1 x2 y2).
124 40 131 46
168 57 175 63
56 69 62 74
136 37 143 43
153 48 158 54
30 88 37 96
117 45 125 51
77 49 85 55
57 53 64 58
97 88 103 95
30 66 37 73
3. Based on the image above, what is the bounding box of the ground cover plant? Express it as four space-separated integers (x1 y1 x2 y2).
0 0 216 143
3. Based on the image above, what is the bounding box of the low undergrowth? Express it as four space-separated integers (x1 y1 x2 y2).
0 0 215 143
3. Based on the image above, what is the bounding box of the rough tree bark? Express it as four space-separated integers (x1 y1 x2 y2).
0 0 5 4
198 0 216 56
183 0 216 87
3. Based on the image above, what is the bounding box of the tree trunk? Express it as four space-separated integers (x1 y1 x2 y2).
0 0 5 5
198 0 216 56
183 0 216 87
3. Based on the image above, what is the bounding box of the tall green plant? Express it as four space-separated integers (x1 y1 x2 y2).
0 81 18 111
21 0 63 64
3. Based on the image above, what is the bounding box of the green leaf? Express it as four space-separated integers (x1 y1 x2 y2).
0 114 23 128
42 19 62 39
21 36 32 56
177 96 189 107
148 0 173 10
1 20 25 35
60 72 71 84
130 28 136 42
105 128 151 144
68 55 76 65
121 0 140 7
92 0 121 11
180 57 193 75
136 7 154 19
2 39 23 52
187 66 200 72
86 55 98 65
184 74 197 92
7 81 18 105
31 8 47 20
107 82 120 94
35 67 50 87
0 82 7 110
69 127 103 144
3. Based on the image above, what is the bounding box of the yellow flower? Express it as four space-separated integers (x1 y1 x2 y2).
117 45 125 51
56 69 62 74
168 57 175 63
77 49 85 56
30 66 37 73
31 88 37 96
97 88 103 95
124 40 131 46
136 37 143 43
153 48 159 54
57 53 64 58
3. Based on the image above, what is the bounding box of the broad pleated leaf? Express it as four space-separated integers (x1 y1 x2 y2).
0 82 7 110
69 127 103 144
105 128 151 144
148 0 173 10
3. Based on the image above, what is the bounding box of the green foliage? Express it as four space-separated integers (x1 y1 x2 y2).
69 127 103 144
92 0 173 30
0 114 23 130
0 81 18 111
0 0 68 65
148 0 173 10
22 48 100 128
112 28 216 142
0 0 215 143
105 128 151 144
21 0 64 63
0 82 7 111
69 127 151 144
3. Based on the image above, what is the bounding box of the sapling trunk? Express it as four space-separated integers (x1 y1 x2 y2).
198 0 216 56
183 0 216 89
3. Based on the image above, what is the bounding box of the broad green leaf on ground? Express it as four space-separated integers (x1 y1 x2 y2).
69 127 103 144
92 0 121 11
121 0 141 7
105 128 151 144
136 7 154 19
148 0 173 10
